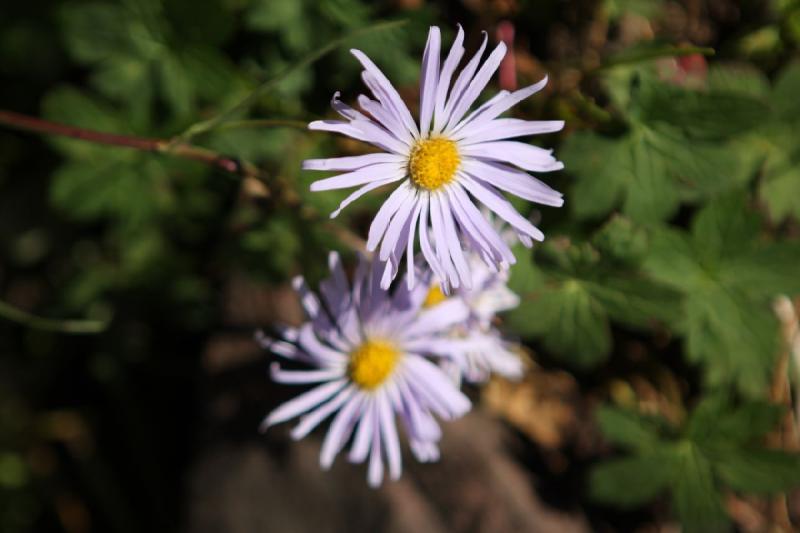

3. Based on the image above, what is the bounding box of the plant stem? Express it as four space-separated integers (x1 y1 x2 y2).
0 109 266 182
0 300 107 334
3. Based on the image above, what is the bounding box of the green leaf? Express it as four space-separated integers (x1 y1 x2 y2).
672 443 730 533
596 406 666 450
686 397 784 446
509 280 611 367
637 84 768 140
561 131 627 220
590 453 675 507
59 2 134 63
772 62 800 122
716 450 800 494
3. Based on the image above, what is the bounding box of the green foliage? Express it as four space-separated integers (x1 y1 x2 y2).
644 192 800 396
592 399 800 532
507 218 680 367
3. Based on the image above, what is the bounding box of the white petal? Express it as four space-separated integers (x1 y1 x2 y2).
402 298 470 339
418 197 446 282
367 420 384 487
429 193 460 289
379 193 417 261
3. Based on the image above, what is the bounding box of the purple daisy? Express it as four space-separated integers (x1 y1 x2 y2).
257 252 471 487
304 25 564 291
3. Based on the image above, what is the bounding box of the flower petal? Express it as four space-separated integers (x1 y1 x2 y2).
352 49 419 137
459 174 545 241
261 378 348 430
303 153 405 171
460 141 564 172
419 26 441 137
310 162 406 192
444 41 507 132
433 25 465 133
461 159 564 206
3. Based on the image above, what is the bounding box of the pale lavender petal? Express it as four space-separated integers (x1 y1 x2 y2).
442 32 487 128
349 400 376 463
379 193 417 261
447 183 515 265
405 201 423 289
330 91 368 121
330 173 406 219
401 298 470 339
460 174 545 241
270 363 343 384
291 385 356 440
303 153 405 171
461 159 564 206
444 42 507 132
261 378 348 430
454 77 550 134
438 193 472 289
418 197 446 282
403 357 471 418
320 394 364 469
396 378 441 442
367 182 414 251
377 391 402 480
455 118 564 144
460 141 563 172
429 193 460 289
351 119 411 154
310 162 405 192
433 25 465 133
367 422 384 487
351 49 419 137
297 323 347 364
356 95 414 146
419 26 441 137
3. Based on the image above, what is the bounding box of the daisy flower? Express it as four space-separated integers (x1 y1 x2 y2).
257 252 471 487
304 25 564 291
422 252 524 383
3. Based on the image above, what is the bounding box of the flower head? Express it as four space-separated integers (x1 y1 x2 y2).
422 252 524 383
304 25 564 291
258 252 471 487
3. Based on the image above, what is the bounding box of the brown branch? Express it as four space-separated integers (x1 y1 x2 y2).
0 109 266 182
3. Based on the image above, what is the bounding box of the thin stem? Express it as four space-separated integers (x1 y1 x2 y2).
0 109 266 182
173 19 408 143
217 119 309 131
0 300 107 334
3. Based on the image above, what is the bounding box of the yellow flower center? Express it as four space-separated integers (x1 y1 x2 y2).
423 285 447 308
408 137 460 191
348 339 400 390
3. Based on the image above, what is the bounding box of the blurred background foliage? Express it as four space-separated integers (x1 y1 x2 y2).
2 0 800 531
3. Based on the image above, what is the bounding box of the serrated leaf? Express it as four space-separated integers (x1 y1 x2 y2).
59 3 134 64
672 444 730 533
561 131 628 220
590 453 675 507
687 397 784 445
509 280 611 367
707 63 770 97
596 406 666 450
638 86 768 140
716 450 800 494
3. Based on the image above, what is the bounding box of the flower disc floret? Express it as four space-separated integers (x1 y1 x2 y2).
423 285 448 308
408 138 460 191
349 339 400 390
